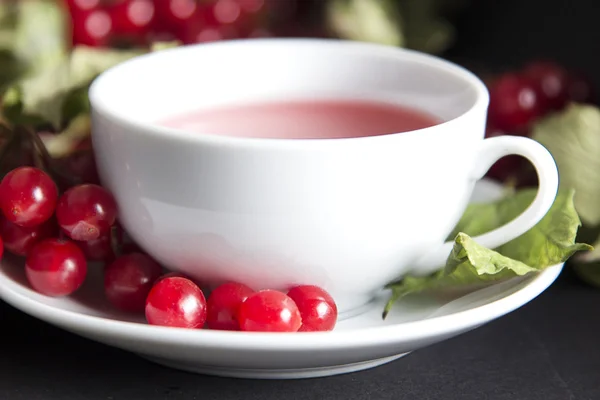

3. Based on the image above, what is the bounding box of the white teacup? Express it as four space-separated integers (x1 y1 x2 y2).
89 39 558 314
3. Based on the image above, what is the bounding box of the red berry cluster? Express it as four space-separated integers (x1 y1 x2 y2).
65 0 282 48
484 60 595 183
0 165 337 332
0 166 116 296
146 280 338 332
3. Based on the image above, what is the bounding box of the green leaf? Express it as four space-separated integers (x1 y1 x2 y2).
0 0 68 89
10 0 68 75
2 46 147 128
383 188 591 318
326 0 405 47
42 114 91 158
450 188 590 267
532 104 600 227
383 233 538 318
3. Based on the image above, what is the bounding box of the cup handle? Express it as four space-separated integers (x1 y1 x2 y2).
413 135 559 273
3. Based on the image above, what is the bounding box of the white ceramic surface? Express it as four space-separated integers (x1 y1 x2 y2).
0 181 563 379
89 39 559 313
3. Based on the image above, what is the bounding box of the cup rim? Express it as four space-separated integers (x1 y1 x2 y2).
89 38 489 149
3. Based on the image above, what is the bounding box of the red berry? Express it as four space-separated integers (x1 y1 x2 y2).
75 234 115 262
104 252 162 313
145 276 207 328
56 184 118 241
238 290 302 332
109 0 156 37
567 72 595 104
287 285 337 332
206 282 254 330
488 73 541 132
175 2 239 44
237 0 266 13
0 235 4 260
523 61 569 112
177 22 236 44
0 215 57 256
0 167 58 227
66 0 102 12
25 239 87 297
212 0 243 25
155 271 191 281
154 0 198 31
70 9 114 47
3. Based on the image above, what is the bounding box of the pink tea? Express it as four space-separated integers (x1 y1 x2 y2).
160 99 440 139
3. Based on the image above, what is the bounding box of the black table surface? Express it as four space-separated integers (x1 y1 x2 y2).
1 268 598 400
3 0 600 398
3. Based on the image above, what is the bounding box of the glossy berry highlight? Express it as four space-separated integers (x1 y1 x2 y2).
523 61 569 112
56 184 118 241
110 0 156 38
145 276 207 328
287 285 338 332
487 73 541 132
238 290 302 332
0 167 58 227
25 238 87 297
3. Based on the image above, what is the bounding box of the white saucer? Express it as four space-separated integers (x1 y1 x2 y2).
0 180 563 379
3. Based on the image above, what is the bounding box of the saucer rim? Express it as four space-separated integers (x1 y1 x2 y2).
0 261 563 350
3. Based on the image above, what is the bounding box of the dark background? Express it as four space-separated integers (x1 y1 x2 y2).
447 0 600 86
2 0 600 399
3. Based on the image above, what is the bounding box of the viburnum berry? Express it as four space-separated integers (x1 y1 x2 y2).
287 285 337 332
75 233 115 262
25 238 87 297
145 276 207 328
522 61 569 112
109 0 156 39
70 9 114 47
104 252 162 313
238 290 302 332
487 73 541 132
154 0 198 31
0 215 58 256
0 167 58 228
154 271 192 282
206 282 254 330
65 0 103 12
237 0 267 13
56 184 118 241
